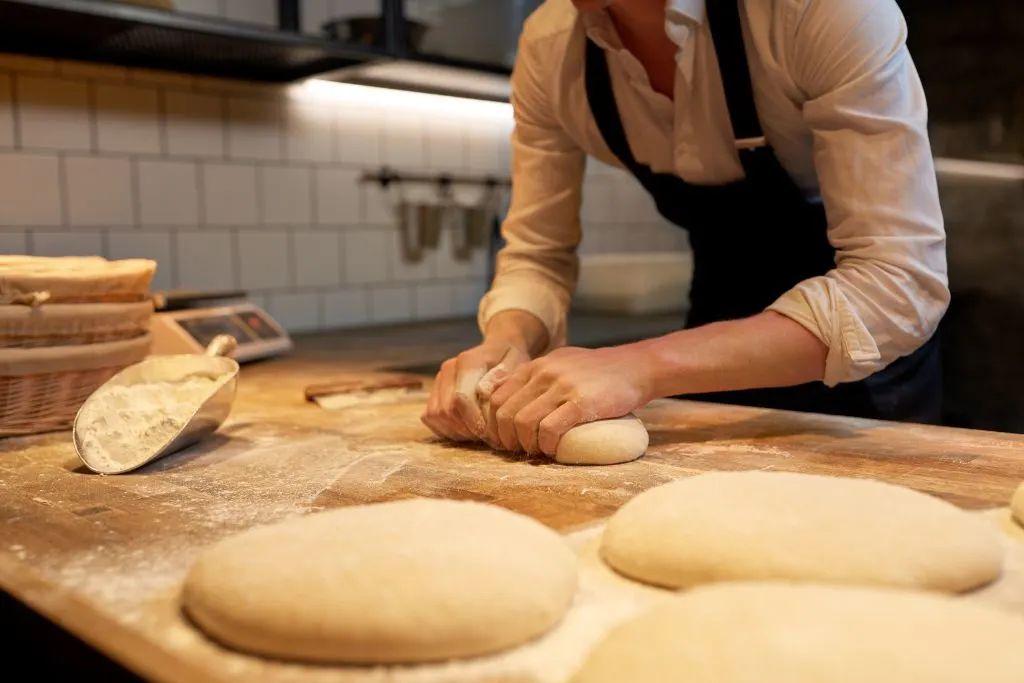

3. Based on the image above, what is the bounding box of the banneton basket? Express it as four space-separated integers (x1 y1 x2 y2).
0 301 155 348
0 333 152 437
0 257 156 306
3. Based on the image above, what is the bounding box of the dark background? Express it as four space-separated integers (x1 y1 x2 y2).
896 1 1024 433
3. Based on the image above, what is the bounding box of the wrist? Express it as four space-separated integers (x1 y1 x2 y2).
607 339 669 404
630 334 687 400
483 310 549 357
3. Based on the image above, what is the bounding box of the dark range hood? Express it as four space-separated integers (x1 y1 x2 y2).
0 0 512 100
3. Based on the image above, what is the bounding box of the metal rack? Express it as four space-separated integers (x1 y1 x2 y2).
360 167 512 191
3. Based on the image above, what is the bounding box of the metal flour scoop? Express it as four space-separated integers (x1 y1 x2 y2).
74 335 239 474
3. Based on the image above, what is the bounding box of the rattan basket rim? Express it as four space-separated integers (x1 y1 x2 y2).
0 333 152 376
0 300 155 322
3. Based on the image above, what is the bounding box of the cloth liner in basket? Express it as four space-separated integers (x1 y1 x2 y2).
0 256 156 306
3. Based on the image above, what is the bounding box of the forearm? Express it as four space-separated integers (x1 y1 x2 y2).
637 311 828 399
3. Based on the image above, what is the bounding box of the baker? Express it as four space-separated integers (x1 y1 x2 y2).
422 0 948 455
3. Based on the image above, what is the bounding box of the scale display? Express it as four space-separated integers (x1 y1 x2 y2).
150 302 293 362
177 315 254 348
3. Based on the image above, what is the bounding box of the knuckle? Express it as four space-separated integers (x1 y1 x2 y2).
513 412 534 431
536 369 556 384
571 394 593 413
440 397 458 417
455 349 481 369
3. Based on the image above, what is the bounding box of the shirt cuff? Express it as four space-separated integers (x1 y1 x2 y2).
478 281 567 352
767 278 882 387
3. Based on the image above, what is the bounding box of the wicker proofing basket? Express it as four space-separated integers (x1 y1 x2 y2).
0 333 152 437
0 300 154 348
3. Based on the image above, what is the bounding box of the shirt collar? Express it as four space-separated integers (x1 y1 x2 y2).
666 0 705 26
581 1 706 51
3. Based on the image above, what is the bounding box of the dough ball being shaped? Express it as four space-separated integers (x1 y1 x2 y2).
555 415 649 465
182 498 578 664
570 582 1024 683
1011 480 1024 527
601 470 1002 592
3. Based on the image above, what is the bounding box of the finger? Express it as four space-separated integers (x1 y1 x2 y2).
494 380 548 452
538 401 587 457
453 366 487 438
478 347 528 399
489 362 533 410
422 362 452 438
512 393 564 456
435 361 475 441
480 397 502 449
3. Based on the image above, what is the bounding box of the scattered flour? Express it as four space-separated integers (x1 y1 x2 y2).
76 376 222 473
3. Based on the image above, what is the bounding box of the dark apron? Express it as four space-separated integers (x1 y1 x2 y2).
583 0 942 423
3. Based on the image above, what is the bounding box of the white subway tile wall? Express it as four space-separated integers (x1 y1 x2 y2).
0 49 683 333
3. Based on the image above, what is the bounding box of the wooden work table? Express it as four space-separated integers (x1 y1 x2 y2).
2 314 1024 682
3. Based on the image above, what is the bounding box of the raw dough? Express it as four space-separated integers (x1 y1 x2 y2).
600 470 1003 592
570 582 1024 683
555 416 649 465
1011 480 1024 527
182 498 578 664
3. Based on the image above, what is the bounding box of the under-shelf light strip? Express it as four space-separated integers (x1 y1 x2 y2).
300 79 512 122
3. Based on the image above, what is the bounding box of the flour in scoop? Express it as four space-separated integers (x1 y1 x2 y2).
77 376 222 473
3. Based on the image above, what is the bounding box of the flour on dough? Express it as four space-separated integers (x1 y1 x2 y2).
1011 480 1024 528
182 498 578 664
555 415 649 466
569 582 1024 683
600 470 1003 592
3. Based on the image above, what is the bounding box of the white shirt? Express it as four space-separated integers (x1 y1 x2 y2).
479 0 948 386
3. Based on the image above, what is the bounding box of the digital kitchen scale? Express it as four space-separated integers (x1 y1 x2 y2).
149 290 293 363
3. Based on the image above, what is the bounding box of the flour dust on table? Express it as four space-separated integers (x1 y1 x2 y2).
569 582 1024 683
600 470 1004 591
181 498 579 664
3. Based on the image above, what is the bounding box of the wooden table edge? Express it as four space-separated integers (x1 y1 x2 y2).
0 553 230 683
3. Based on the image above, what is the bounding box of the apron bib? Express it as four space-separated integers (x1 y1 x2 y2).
583 0 941 423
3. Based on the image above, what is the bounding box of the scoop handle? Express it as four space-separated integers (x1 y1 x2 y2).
205 335 238 358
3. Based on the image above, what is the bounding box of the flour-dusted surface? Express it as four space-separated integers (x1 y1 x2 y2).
10 408 1024 683
119 525 672 683
5 333 1024 683
76 376 223 473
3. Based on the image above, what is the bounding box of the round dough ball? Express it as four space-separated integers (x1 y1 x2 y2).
600 470 1002 592
182 498 578 663
555 416 649 465
1011 480 1024 527
570 582 1024 683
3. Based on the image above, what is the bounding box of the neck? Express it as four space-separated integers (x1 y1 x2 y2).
608 0 666 41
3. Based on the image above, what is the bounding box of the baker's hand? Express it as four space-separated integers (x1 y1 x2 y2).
485 345 655 456
421 339 530 443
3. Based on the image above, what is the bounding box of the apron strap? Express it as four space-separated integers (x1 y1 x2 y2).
705 0 764 147
584 37 647 174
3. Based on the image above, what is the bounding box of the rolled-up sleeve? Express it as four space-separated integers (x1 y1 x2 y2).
767 0 949 385
477 33 586 350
